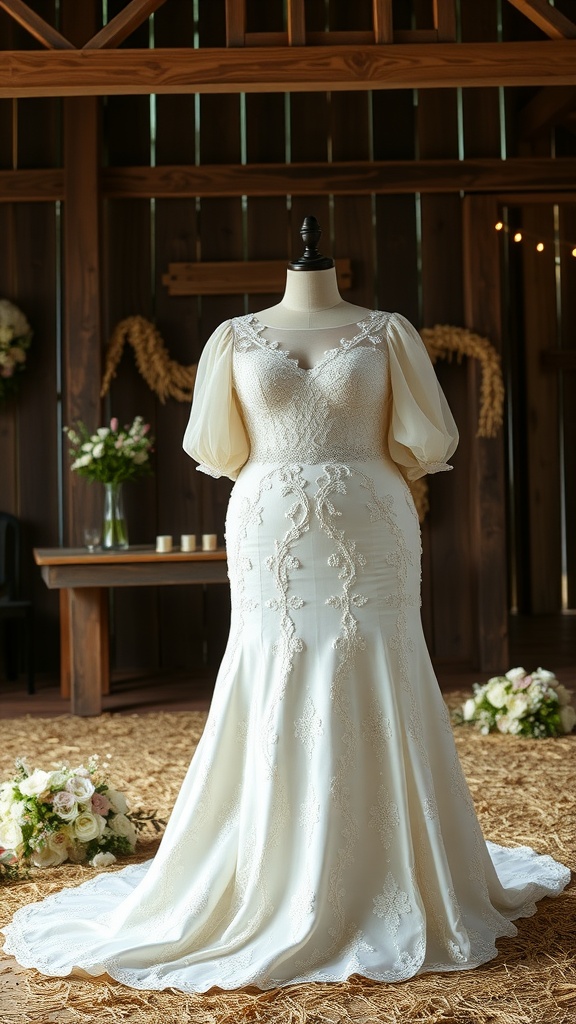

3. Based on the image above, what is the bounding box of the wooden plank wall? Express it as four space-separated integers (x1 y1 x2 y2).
1 0 575 684
0 2 61 672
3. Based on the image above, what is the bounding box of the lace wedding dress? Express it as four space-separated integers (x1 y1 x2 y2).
2 311 570 991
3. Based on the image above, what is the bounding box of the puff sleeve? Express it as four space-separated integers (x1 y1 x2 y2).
386 313 458 482
182 320 250 481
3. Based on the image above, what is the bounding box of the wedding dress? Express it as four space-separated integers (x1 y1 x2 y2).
1 311 569 991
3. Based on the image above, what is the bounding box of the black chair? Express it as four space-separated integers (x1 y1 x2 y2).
0 512 34 694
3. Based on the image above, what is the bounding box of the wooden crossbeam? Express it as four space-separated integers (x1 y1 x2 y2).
2 159 576 204
2 41 576 97
287 0 305 46
0 0 73 49
519 85 576 137
506 0 576 39
373 0 394 44
83 0 169 50
162 259 352 296
433 0 457 43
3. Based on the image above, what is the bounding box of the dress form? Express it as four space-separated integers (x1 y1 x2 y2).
256 217 372 369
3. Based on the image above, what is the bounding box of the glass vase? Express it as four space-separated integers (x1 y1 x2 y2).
102 481 129 549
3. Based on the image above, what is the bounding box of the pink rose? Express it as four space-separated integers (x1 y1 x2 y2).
110 417 119 431
142 423 150 434
512 674 532 690
52 790 77 819
91 792 111 816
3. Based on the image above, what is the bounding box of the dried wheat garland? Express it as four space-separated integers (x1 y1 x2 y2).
100 318 504 524
100 316 197 404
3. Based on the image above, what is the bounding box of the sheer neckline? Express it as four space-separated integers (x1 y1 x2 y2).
237 311 389 373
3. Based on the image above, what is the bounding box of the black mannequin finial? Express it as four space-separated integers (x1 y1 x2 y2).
288 216 335 271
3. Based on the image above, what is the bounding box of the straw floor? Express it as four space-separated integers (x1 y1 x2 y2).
0 700 574 1024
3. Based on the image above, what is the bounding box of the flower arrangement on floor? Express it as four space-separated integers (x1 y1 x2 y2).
457 667 576 738
64 416 154 548
0 298 33 401
0 755 151 878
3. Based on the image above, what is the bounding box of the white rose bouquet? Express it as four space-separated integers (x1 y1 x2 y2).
459 667 576 738
0 298 32 401
0 755 140 876
63 415 154 484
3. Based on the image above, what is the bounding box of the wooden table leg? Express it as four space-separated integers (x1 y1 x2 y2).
59 590 71 698
68 587 109 716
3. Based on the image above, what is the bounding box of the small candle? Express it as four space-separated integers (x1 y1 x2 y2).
202 533 218 551
181 534 196 552
156 535 173 553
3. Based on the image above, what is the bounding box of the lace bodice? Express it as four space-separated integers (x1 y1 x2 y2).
183 310 459 481
232 312 391 465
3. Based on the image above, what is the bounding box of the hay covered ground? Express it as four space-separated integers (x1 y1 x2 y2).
0 700 574 1024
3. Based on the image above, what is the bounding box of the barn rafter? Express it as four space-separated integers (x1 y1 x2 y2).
1 0 576 97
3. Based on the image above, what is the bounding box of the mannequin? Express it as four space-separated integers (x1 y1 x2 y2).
255 217 371 369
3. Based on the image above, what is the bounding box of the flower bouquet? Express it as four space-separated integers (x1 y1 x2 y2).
0 756 139 874
0 298 32 401
64 416 154 548
459 667 576 738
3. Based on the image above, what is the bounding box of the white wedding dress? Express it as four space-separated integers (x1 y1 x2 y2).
2 311 570 991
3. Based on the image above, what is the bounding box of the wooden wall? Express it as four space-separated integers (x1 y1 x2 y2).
1 0 574 683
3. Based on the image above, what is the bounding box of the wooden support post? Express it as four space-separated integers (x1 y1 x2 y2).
433 0 457 42
463 195 508 672
61 2 102 547
373 0 393 44
506 0 576 40
0 0 74 49
287 0 306 46
225 0 245 46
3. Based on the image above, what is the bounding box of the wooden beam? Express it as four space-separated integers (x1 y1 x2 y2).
83 0 169 50
287 0 305 46
2 41 576 98
373 0 393 44
225 0 245 46
0 0 73 49
100 158 576 198
162 258 352 295
433 0 457 42
519 85 576 138
1 158 576 204
506 0 576 39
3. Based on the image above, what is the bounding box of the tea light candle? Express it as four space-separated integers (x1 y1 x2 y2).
156 535 173 553
202 533 218 551
181 534 196 552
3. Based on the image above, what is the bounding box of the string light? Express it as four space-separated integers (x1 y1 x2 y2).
495 221 576 257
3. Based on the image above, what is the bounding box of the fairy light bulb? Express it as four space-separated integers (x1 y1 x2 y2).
513 232 522 242
536 242 544 252
495 221 504 231
572 248 576 258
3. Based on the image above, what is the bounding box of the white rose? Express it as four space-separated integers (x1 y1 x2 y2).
48 770 68 790
19 769 52 797
66 775 95 802
9 801 27 824
73 812 103 843
560 705 576 734
92 442 104 458
507 694 529 720
90 851 117 868
0 819 23 851
108 813 137 847
71 453 92 470
487 681 509 709
462 698 477 722
496 714 512 734
505 667 527 683
96 427 110 439
31 842 67 868
533 667 556 683
106 788 128 814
